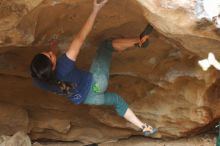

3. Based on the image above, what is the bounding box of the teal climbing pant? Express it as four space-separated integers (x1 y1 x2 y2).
83 39 129 117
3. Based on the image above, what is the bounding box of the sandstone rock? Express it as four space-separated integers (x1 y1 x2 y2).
0 103 29 135
0 0 43 47
0 132 31 146
136 0 220 58
34 135 216 146
33 142 83 146
99 135 216 146
0 0 219 144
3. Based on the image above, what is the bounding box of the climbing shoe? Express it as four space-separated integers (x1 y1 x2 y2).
142 123 158 136
135 24 154 48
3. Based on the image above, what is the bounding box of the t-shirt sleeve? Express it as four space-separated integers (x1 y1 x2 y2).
56 53 76 77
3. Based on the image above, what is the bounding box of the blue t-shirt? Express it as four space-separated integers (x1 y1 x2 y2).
33 54 92 104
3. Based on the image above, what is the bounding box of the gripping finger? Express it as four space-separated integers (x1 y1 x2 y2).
97 0 108 5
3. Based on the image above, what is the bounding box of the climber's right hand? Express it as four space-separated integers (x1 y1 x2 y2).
93 0 108 13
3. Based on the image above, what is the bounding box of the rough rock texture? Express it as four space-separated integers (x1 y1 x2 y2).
33 135 216 146
0 103 29 135
136 0 220 58
0 132 31 146
0 0 43 47
99 135 216 146
0 0 220 145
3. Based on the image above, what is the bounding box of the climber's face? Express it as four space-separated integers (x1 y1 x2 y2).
41 51 57 70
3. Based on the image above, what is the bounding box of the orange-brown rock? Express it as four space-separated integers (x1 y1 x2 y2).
137 0 220 58
0 0 219 144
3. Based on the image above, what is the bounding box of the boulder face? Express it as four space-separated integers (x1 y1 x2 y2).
0 0 43 47
0 103 29 135
0 132 31 146
0 0 220 144
137 0 220 58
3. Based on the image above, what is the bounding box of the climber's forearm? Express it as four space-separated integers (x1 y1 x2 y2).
65 0 108 61
66 10 98 61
